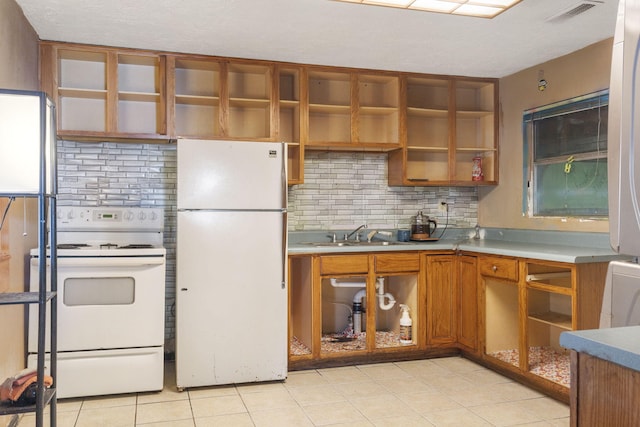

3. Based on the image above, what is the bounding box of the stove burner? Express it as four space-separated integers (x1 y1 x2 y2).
57 244 90 250
118 244 154 249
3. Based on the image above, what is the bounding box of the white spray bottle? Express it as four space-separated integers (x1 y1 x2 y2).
399 304 412 345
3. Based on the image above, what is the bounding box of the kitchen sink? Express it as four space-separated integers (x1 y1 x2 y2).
303 240 412 247
350 241 413 246
304 241 351 247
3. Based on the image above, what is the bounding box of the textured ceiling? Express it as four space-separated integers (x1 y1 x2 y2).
15 0 618 78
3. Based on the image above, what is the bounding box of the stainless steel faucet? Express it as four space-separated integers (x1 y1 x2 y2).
367 229 392 242
345 224 367 241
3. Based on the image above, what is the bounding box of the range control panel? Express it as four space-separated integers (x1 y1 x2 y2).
57 207 164 231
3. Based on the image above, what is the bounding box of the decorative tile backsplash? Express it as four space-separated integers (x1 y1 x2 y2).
57 141 179 346
292 151 478 231
56 141 479 347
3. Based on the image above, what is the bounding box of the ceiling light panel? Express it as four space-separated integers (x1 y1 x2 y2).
453 4 503 17
470 0 518 6
334 0 522 18
411 0 459 13
363 0 413 6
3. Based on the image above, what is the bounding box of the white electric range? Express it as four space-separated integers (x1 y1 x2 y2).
28 207 166 398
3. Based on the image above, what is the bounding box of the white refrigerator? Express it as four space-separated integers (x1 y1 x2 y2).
601 0 640 328
176 139 288 388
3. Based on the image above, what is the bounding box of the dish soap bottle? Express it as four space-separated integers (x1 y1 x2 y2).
399 304 412 345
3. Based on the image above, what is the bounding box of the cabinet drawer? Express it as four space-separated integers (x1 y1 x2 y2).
375 253 420 273
479 256 518 281
319 255 369 275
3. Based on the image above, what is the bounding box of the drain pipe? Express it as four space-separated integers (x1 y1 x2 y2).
376 277 396 310
330 278 396 311
330 278 366 288
352 289 366 334
330 277 396 334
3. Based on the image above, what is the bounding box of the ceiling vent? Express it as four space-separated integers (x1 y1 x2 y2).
546 0 603 23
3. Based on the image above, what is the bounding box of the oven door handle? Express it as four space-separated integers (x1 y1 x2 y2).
32 257 165 268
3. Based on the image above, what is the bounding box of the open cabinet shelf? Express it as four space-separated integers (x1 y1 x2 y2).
389 75 498 186
48 46 167 138
0 292 56 305
0 389 56 416
41 41 498 186
480 255 609 400
277 66 304 184
528 312 573 330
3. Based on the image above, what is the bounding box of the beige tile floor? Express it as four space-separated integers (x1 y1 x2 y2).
19 357 569 426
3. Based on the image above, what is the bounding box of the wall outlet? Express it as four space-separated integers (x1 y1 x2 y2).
438 201 448 212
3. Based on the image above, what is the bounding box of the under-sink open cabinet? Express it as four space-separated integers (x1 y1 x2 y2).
479 255 609 401
288 252 426 366
289 250 609 401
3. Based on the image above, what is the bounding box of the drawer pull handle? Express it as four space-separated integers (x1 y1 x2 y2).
492 265 498 272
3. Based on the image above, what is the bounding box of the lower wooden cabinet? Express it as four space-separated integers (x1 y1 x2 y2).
457 254 478 352
289 249 608 402
569 351 640 426
479 255 609 402
289 252 427 367
425 253 478 351
425 254 456 346
480 254 521 370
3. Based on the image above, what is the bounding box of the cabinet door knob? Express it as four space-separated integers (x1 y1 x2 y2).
492 265 498 272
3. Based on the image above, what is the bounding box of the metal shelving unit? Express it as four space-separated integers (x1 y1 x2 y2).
0 89 58 427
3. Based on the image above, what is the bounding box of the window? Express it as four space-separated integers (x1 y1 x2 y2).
523 90 608 217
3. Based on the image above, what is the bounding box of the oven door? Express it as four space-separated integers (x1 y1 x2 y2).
28 254 166 352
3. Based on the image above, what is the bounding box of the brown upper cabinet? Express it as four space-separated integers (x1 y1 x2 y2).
168 57 222 138
166 56 275 141
305 68 401 151
40 41 498 186
277 65 305 185
166 56 305 184
40 43 167 141
388 76 498 186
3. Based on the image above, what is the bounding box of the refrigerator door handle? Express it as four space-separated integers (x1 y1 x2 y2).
282 210 288 290
281 142 288 290
280 142 287 210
